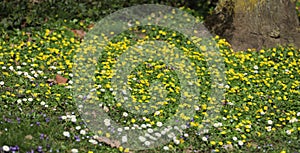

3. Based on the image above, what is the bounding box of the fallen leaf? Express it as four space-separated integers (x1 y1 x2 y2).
71 29 86 39
47 78 56 84
56 74 68 84
25 135 33 140
95 136 120 148
87 23 94 30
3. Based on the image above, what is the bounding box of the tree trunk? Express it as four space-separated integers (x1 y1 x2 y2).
204 0 300 51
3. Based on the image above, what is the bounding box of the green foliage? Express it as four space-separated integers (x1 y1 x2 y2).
0 0 217 30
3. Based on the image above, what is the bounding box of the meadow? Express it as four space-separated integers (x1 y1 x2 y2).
0 4 300 153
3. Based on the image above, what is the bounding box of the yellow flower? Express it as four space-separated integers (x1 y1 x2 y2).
287 52 293 56
210 141 216 145
118 147 123 152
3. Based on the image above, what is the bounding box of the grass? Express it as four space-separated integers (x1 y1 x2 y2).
0 5 300 153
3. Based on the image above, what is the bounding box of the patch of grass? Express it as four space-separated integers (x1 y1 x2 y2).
0 7 300 153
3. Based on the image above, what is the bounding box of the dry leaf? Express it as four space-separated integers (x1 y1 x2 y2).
71 29 86 39
95 136 120 148
55 74 68 84
47 78 56 84
25 135 33 140
87 23 95 30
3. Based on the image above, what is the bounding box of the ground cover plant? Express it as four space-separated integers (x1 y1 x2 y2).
0 2 300 153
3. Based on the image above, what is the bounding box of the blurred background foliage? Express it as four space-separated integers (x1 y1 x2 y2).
0 0 299 31
0 0 219 30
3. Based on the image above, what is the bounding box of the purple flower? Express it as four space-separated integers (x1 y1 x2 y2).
27 149 34 153
16 117 21 123
45 118 50 123
74 135 80 142
37 146 43 152
36 122 40 126
40 133 44 139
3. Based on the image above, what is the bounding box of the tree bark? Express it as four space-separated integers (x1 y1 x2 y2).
204 0 300 51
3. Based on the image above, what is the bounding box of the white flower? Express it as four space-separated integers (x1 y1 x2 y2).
147 128 153 133
40 101 46 105
69 73 73 77
104 119 111 126
181 124 187 129
154 133 161 138
61 116 67 120
154 111 160 116
184 133 189 137
37 70 43 74
286 130 292 135
0 81 4 86
63 131 70 137
2 145 10 152
232 136 237 141
213 122 222 128
139 136 146 142
117 128 123 132
17 99 22 104
17 71 22 75
167 133 175 138
122 135 127 143
100 88 105 92
22 98 27 102
28 98 33 102
266 126 272 132
103 106 109 112
89 139 98 144
80 130 86 135
75 126 81 130
202 137 208 141
2 66 6 70
297 112 300 116
253 65 258 70
124 127 130 130
163 146 169 150
71 117 77 123
71 148 78 153
9 66 14 70
156 122 163 127
289 117 298 123
123 112 128 117
122 90 127 95
267 120 273 125
141 124 147 128
173 138 180 145
225 85 230 89
144 141 151 146
238 140 244 146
